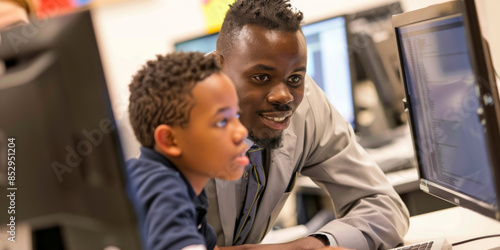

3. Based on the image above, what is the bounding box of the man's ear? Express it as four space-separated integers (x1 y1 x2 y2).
213 50 225 67
154 124 181 157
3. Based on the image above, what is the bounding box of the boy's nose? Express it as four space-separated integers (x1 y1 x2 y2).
234 119 248 144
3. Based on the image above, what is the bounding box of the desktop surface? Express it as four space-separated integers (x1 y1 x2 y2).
404 207 500 249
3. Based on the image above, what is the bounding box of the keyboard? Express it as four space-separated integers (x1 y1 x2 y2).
390 238 452 250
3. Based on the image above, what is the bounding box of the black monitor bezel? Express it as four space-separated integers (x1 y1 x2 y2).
393 0 500 220
0 10 142 247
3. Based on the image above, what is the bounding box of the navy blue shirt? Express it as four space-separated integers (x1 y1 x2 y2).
126 147 217 250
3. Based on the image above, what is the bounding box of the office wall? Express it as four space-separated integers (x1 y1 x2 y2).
90 0 500 157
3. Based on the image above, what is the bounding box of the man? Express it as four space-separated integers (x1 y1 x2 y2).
205 0 410 249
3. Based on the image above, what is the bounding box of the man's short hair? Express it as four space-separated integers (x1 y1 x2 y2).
217 0 304 57
128 51 221 148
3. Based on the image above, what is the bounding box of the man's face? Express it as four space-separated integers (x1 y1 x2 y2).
173 73 249 181
221 25 307 149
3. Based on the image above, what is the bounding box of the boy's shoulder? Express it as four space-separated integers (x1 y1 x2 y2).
126 150 180 178
126 147 191 199
127 157 180 180
126 154 179 176
125 147 216 250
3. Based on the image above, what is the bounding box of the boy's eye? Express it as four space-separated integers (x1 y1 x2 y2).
215 119 227 128
287 75 303 87
253 74 270 82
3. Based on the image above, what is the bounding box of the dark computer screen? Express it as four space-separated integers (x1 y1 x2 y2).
0 10 141 248
394 0 500 219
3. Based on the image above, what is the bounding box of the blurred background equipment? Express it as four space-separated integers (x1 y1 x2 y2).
348 2 407 143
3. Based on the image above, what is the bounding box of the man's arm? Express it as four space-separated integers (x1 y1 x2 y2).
216 236 351 250
293 76 410 249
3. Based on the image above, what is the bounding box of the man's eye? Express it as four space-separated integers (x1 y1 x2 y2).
288 75 303 86
253 74 270 82
215 119 227 128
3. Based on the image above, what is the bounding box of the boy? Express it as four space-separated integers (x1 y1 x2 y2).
126 51 250 250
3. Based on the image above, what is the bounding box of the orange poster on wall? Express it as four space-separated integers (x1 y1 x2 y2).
36 0 94 18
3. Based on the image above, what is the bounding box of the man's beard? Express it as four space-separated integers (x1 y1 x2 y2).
248 130 283 150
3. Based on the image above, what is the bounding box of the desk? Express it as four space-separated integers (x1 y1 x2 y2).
404 207 500 249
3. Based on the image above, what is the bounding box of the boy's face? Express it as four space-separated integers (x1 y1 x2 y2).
221 25 307 149
173 72 249 181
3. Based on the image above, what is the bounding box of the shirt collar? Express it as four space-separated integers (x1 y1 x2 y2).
244 138 255 151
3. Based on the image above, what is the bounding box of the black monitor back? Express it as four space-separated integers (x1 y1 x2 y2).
0 10 141 249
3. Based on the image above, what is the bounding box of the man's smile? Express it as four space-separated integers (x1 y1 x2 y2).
258 111 293 130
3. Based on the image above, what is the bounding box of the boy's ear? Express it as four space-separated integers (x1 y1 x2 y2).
154 124 181 157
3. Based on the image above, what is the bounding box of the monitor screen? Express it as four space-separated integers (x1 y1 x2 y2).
394 0 500 220
175 33 218 53
0 10 141 248
302 16 355 127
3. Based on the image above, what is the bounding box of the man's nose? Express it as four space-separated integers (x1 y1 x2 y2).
267 82 293 105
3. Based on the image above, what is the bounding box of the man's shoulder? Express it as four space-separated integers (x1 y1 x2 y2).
291 75 335 125
302 75 331 109
286 75 349 151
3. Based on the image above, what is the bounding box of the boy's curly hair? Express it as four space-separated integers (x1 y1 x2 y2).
217 0 304 57
128 52 221 148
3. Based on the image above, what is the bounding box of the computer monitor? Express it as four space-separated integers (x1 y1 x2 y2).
174 33 219 53
393 0 500 220
302 16 356 128
0 10 141 249
355 32 405 129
